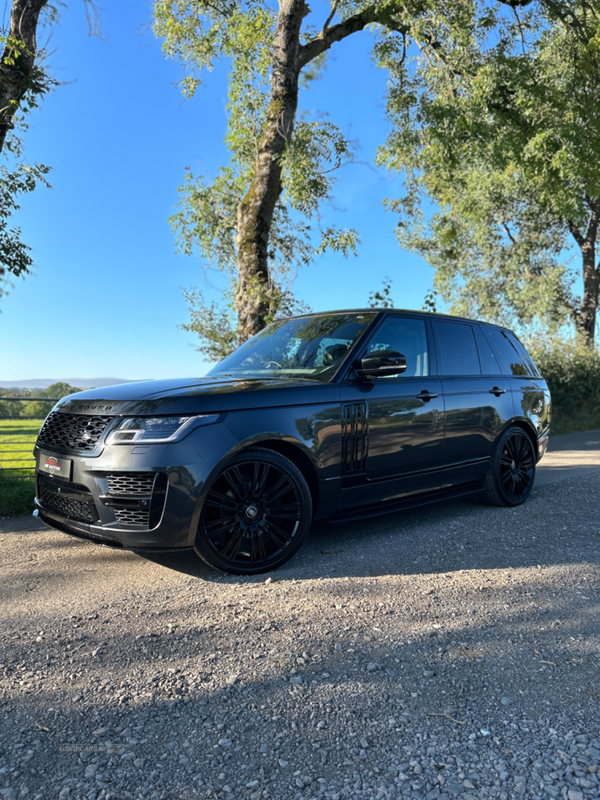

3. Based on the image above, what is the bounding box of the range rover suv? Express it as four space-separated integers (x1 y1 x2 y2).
33 309 550 574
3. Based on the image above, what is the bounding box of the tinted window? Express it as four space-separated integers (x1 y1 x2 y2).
433 321 481 376
482 328 528 376
367 316 429 377
506 332 539 376
474 326 502 375
208 312 376 381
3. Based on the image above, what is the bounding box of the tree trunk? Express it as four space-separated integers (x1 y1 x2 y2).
231 1 398 342
569 202 600 348
0 0 47 154
579 238 599 348
234 0 309 343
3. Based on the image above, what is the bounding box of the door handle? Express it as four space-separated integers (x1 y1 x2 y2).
489 386 506 396
417 390 438 401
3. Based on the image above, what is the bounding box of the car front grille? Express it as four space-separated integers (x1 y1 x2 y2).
39 483 99 524
37 412 114 453
107 472 155 496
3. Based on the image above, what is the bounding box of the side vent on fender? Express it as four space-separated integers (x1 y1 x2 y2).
341 403 368 474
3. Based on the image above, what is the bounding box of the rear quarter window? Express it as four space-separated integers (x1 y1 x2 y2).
482 327 529 376
505 332 540 377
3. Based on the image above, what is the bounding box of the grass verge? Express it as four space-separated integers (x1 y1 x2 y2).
0 475 36 517
0 418 41 471
549 408 600 436
0 419 42 517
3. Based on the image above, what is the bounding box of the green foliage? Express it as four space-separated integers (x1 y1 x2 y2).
45 381 81 397
0 3 61 304
377 0 600 343
529 339 600 433
181 282 310 361
368 277 394 308
180 287 240 362
0 383 81 417
0 161 50 302
421 288 438 313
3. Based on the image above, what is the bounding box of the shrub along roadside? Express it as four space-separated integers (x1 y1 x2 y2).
529 341 600 435
0 475 36 517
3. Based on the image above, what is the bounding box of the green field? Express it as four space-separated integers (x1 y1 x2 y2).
0 418 43 474
0 419 43 516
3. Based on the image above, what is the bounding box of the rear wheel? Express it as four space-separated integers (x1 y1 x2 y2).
195 449 312 575
482 427 536 507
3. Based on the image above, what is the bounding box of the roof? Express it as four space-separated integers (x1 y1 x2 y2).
288 308 507 330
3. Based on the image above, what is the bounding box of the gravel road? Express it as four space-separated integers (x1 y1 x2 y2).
1 431 599 800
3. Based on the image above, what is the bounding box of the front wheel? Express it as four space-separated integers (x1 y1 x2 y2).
195 449 312 575
481 427 536 507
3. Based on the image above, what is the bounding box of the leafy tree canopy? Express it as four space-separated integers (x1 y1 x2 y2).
0 1 99 305
378 0 600 346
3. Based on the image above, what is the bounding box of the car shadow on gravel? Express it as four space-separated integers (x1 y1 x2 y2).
4 578 600 800
137 475 600 585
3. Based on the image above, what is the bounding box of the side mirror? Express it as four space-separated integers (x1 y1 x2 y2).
355 350 407 378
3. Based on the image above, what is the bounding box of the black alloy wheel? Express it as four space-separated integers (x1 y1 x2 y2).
195 448 312 574
482 426 536 507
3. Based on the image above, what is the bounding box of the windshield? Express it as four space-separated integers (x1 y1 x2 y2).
207 312 377 382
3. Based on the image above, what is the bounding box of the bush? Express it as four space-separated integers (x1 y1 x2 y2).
0 475 36 517
528 341 600 435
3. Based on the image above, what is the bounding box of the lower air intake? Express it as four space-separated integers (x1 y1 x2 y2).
113 508 150 527
39 484 98 524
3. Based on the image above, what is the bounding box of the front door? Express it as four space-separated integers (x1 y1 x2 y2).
339 314 445 510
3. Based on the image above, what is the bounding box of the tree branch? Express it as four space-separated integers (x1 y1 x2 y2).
299 6 382 69
0 0 48 154
497 0 534 7
584 196 600 246
321 0 338 34
501 221 517 246
566 219 585 248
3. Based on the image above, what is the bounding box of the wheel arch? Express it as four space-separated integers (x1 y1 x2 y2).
237 438 320 514
506 417 540 459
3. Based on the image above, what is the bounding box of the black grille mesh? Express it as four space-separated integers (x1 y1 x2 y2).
114 508 150 527
37 412 113 453
39 485 98 524
107 473 155 496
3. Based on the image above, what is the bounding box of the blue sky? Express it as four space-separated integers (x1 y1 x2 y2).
0 0 434 382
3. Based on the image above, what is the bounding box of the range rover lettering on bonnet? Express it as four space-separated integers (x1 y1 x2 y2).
58 401 113 413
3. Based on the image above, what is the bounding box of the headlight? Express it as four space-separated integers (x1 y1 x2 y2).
106 414 220 445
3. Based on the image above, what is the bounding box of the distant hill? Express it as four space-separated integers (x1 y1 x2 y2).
0 378 146 390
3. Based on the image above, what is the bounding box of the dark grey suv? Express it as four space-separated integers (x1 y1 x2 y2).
34 310 550 574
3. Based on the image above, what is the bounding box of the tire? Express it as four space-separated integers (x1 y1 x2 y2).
194 448 313 575
481 426 536 507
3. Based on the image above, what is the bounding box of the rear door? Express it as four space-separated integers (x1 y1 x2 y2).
431 319 514 479
479 326 550 447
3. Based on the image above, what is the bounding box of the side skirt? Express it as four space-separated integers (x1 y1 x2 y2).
327 482 482 525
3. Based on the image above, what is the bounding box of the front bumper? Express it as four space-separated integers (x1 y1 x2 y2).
33 423 239 551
